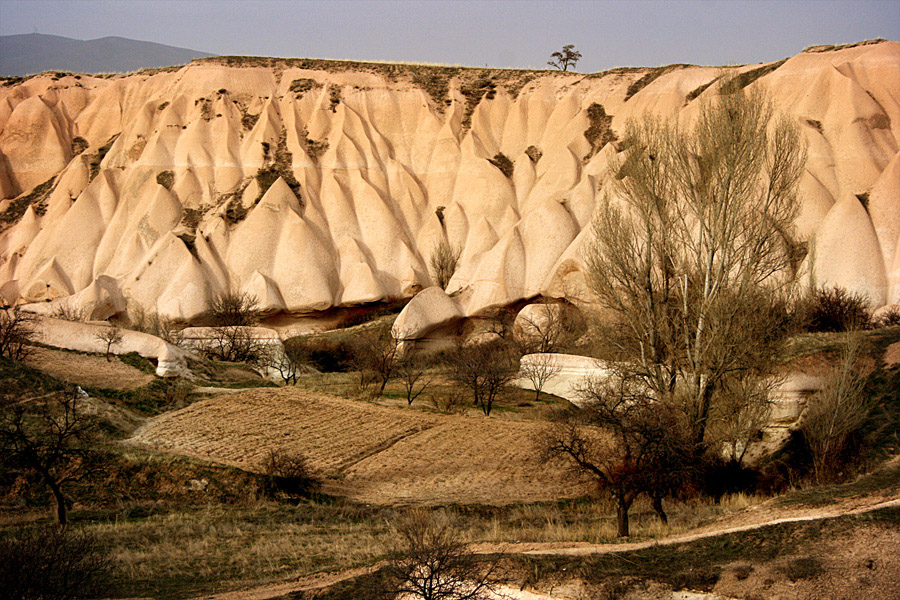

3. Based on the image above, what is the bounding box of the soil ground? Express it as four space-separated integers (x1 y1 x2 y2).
23 346 154 389
126 388 590 504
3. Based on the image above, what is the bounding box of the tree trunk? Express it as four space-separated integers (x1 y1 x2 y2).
47 479 68 525
615 496 631 537
651 495 668 524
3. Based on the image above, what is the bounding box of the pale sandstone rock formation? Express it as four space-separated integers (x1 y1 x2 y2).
0 42 897 325
391 286 464 346
32 315 187 377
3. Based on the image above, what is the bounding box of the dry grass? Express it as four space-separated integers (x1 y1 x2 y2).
23 346 155 390
127 387 586 504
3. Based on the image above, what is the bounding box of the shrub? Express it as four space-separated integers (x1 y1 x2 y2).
796 286 871 332
156 170 175 190
0 526 112 600
259 449 320 498
487 153 514 178
0 308 36 362
782 556 823 582
289 78 321 95
584 102 616 158
524 145 542 163
874 306 900 328
71 136 89 155
430 239 461 290
209 292 260 327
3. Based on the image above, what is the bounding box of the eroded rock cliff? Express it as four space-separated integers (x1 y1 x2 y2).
1 41 897 322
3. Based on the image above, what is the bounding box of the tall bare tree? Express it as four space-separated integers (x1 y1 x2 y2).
0 390 98 525
543 374 694 537
584 82 806 451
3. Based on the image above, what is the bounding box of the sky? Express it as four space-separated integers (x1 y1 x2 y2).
0 0 897 71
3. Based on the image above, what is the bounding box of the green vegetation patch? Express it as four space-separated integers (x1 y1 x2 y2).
71 135 89 156
256 131 302 201
89 133 120 180
156 170 175 190
685 76 722 103
804 38 887 53
488 152 514 178
720 59 788 94
624 64 690 102
289 77 322 96
584 102 616 158
118 352 157 375
0 177 56 230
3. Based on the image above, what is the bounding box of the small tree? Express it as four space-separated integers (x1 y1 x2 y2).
382 509 502 600
0 307 37 362
351 324 400 394
0 390 98 525
430 239 461 290
514 301 576 354
547 44 582 71
446 340 518 416
204 292 265 363
209 291 261 326
267 337 310 385
801 335 874 483
396 354 432 406
518 353 561 401
94 325 123 361
543 374 694 537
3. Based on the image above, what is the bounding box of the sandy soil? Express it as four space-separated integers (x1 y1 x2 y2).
126 388 590 504
23 346 155 390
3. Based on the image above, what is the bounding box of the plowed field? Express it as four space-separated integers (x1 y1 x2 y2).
128 388 589 505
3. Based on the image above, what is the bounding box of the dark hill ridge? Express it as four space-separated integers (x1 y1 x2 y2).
0 33 213 76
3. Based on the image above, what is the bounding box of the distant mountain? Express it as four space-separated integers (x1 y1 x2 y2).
0 33 213 76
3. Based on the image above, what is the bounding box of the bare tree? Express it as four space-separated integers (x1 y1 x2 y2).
543 374 694 537
263 337 310 385
208 291 261 326
351 323 400 394
430 239 461 290
396 354 432 406
202 292 265 363
382 509 503 600
94 326 123 361
547 44 582 71
583 82 806 451
0 390 98 525
800 335 874 484
0 307 37 362
518 353 561 401
514 301 576 354
446 340 518 416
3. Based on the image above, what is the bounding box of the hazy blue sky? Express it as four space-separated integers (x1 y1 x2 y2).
1 0 897 71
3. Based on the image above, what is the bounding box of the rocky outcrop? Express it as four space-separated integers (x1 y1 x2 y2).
1 42 898 322
32 315 187 377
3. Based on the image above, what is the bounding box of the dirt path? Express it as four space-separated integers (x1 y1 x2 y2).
190 495 900 600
